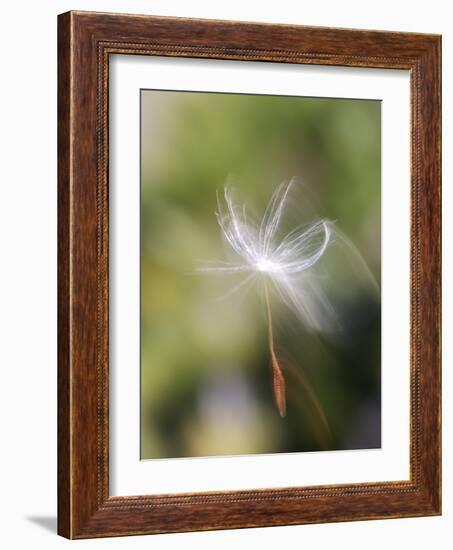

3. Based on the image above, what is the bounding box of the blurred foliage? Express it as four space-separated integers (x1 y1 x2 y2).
140 90 381 459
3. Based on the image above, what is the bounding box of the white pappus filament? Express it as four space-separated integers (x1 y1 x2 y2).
197 179 335 332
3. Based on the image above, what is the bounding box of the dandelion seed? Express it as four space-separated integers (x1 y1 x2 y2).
198 179 335 417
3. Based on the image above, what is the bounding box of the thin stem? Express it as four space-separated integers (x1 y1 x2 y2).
263 280 286 417
263 282 275 356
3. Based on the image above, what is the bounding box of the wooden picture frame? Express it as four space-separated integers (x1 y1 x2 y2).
58 10 441 539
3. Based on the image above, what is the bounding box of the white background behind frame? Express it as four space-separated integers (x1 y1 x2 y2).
109 55 410 497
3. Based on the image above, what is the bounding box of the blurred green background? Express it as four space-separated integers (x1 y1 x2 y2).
140 90 381 459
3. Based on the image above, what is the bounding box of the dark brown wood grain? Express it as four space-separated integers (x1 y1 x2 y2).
57 11 71 537
57 10 441 539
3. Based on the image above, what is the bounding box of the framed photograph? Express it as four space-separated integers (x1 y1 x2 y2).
58 11 441 539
